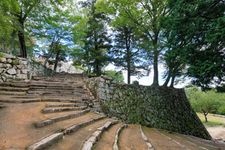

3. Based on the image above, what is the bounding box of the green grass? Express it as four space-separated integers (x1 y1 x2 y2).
0 52 3 58
197 113 225 127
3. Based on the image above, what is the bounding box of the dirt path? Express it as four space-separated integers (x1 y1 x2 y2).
207 126 225 140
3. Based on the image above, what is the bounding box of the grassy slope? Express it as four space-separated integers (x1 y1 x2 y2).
197 113 225 127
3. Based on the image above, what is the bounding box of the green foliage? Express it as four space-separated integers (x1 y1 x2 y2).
167 0 225 88
72 0 111 76
103 70 124 83
218 106 225 115
186 87 225 116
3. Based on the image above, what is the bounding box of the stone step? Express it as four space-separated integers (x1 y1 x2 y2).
41 106 88 113
113 124 127 150
119 125 150 150
81 120 118 150
27 91 75 95
0 86 29 92
0 97 84 103
158 130 211 150
0 103 101 149
29 87 76 90
0 98 40 103
0 91 27 95
34 109 90 128
47 118 109 150
0 103 6 109
93 123 123 150
180 133 224 149
142 127 191 149
27 116 106 150
139 126 154 150
0 82 28 87
40 97 85 103
29 83 72 88
46 103 84 108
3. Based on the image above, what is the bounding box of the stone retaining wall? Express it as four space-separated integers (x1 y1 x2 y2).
0 53 54 82
86 76 211 140
0 53 29 82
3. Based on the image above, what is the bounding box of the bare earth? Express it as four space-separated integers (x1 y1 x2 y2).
207 126 225 140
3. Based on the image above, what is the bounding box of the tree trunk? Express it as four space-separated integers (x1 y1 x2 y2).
170 74 176 88
94 58 101 76
10 30 17 54
18 18 27 58
18 31 27 58
152 41 159 86
203 112 208 122
54 50 60 71
127 66 131 84
125 27 132 84
96 63 101 76
163 70 171 87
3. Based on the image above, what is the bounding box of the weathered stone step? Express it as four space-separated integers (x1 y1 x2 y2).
46 103 84 108
0 86 29 92
0 82 28 87
42 106 88 113
28 90 75 95
34 109 90 128
81 120 118 150
0 104 101 149
158 130 210 150
142 127 190 149
0 103 6 109
119 125 149 150
0 98 40 103
180 134 224 149
41 97 85 103
139 126 154 150
47 118 109 150
27 116 106 150
0 96 83 103
93 123 123 150
0 91 27 95
113 124 128 150
29 87 76 91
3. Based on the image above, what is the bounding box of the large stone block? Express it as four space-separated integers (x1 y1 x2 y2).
21 69 28 74
0 57 6 63
0 68 5 74
16 65 23 69
5 64 12 68
7 58 12 63
16 74 27 79
7 68 17 75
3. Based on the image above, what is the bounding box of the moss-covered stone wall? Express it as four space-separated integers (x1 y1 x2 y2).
86 76 211 140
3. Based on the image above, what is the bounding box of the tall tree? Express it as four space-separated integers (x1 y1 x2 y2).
110 26 149 84
167 0 225 89
100 0 171 86
73 0 111 76
0 0 64 58
32 9 73 70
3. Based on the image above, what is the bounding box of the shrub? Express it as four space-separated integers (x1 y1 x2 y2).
186 87 225 121
218 105 225 115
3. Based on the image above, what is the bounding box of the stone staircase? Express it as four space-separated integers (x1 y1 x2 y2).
0 73 224 150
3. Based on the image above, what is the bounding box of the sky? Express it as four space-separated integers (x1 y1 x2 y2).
105 63 190 88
